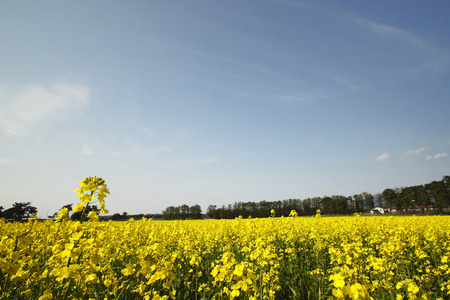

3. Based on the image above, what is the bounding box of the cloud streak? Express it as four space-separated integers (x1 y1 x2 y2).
353 18 437 53
377 152 392 162
275 93 323 105
0 158 15 165
0 82 90 136
350 15 450 76
426 153 447 161
402 147 431 157
278 0 437 53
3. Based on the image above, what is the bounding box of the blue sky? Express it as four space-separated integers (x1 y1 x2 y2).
1 0 449 217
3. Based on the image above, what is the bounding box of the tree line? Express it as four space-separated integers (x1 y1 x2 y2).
205 195 368 219
379 176 450 214
1 176 448 222
162 204 203 220
105 212 162 221
201 175 449 219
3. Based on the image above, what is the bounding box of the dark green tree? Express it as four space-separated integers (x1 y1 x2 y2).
302 198 313 215
206 205 217 219
362 192 375 211
3 202 37 222
374 193 384 207
352 194 363 212
189 204 202 219
111 213 122 221
425 178 449 214
180 204 189 220
257 201 270 218
382 188 398 212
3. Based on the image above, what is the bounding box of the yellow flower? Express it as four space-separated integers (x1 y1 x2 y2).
56 208 69 220
289 210 298 217
347 283 366 300
233 264 245 277
38 290 53 300
408 282 419 294
74 176 109 216
73 202 85 213
86 274 99 284
329 273 346 288
87 211 99 222
332 288 344 299
121 263 136 276
230 289 240 299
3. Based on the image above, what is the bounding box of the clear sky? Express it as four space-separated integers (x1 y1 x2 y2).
1 1 449 217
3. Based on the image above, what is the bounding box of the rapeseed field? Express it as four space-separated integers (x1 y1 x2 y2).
1 178 449 299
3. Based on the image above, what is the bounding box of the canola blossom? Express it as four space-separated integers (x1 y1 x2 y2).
73 176 110 216
1 178 450 299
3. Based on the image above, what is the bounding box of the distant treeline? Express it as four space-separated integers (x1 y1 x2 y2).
162 176 450 220
100 212 163 221
379 175 450 214
205 194 370 219
162 204 203 220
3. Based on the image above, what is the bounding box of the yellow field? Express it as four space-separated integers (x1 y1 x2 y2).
1 214 450 300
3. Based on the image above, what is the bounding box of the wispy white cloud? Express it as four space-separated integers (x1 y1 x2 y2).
275 93 323 104
409 55 450 76
317 70 373 91
278 0 435 53
353 18 437 53
0 82 90 136
141 30 285 83
426 153 447 161
276 0 450 80
0 158 15 165
276 1 450 77
82 145 92 155
377 152 392 162
350 16 450 76
402 147 431 157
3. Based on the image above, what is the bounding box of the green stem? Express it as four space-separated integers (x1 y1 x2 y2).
79 193 94 223
114 280 129 300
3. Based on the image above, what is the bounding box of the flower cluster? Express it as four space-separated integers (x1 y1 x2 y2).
288 210 298 217
72 176 110 220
